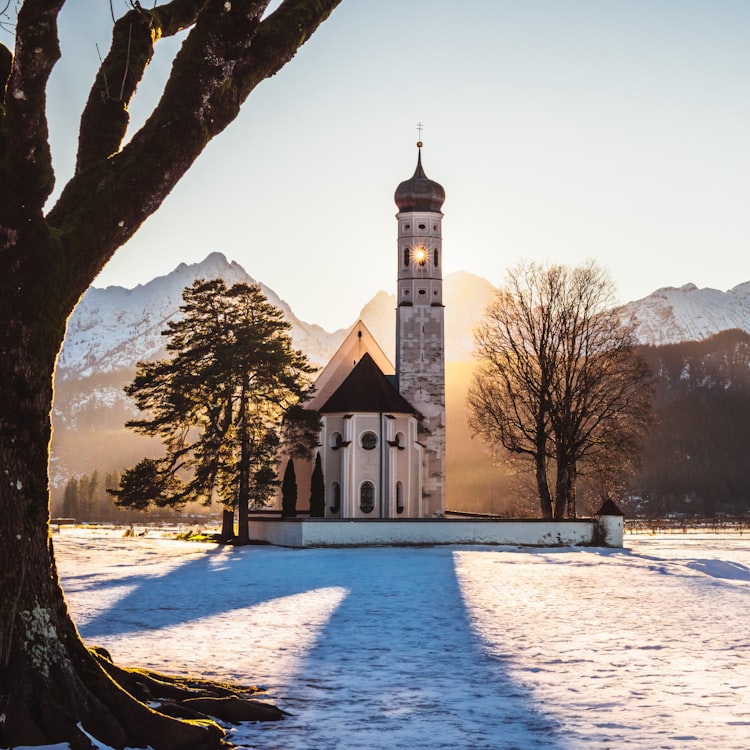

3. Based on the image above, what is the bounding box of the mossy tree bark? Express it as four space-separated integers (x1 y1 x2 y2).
0 1 341 748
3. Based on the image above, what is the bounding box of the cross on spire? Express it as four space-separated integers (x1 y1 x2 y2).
416 121 423 148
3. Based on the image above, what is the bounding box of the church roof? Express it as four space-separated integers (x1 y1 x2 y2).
394 148 445 213
306 320 394 412
318 353 416 415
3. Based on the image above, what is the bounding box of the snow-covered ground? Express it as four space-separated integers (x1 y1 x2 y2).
49 527 750 750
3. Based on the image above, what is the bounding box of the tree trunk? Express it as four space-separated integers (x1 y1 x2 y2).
534 453 553 519
0 239 227 749
235 377 251 545
237 495 250 545
566 461 577 519
0 2 342 743
554 445 568 519
220 507 236 542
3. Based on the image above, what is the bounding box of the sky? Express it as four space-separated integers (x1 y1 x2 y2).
22 1 750 331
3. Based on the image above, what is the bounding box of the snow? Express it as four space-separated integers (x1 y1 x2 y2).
38 527 750 749
619 283 750 345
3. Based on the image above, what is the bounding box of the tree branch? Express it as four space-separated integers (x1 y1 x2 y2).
1 0 65 217
233 0 341 108
76 0 208 174
48 0 342 300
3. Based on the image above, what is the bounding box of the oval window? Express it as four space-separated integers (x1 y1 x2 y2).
361 431 377 450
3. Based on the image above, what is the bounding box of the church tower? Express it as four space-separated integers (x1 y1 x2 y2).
394 142 446 516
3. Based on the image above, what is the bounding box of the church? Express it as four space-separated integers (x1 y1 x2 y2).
299 143 447 519
260 145 625 548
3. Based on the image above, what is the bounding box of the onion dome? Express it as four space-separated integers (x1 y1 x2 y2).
394 145 445 213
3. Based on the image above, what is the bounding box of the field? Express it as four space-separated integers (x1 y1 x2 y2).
49 527 750 750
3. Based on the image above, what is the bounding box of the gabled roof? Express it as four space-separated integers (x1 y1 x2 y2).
319 353 416 415
307 320 394 411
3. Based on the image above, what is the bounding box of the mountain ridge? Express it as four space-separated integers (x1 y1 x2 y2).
618 281 750 346
60 253 750 383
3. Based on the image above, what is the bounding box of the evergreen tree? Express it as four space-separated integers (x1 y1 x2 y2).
88 471 100 521
281 459 298 518
111 280 315 544
61 477 79 520
309 452 325 517
77 475 91 521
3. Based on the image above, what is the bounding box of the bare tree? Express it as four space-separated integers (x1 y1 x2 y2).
468 263 565 517
468 261 654 519
0 2 341 749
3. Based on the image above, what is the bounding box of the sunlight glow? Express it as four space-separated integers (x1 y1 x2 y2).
413 246 427 266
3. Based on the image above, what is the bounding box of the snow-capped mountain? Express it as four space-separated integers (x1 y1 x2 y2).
57 252 346 380
58 254 495 382
620 282 750 345
58 254 750 387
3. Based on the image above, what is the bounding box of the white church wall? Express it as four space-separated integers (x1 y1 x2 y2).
247 518 623 548
321 411 425 519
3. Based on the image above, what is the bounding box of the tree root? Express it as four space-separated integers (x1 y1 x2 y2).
91 646 286 725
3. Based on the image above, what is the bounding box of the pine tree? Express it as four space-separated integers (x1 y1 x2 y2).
309 452 325 517
61 477 79 520
281 459 298 518
78 475 91 521
112 280 315 544
88 470 100 521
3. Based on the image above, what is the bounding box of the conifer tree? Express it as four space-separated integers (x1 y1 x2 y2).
309 452 325 517
281 458 298 518
61 477 78 519
112 279 315 544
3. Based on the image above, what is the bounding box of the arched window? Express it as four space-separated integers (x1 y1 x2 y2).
360 481 375 514
330 482 341 514
403 247 409 267
330 432 343 450
434 249 439 267
396 481 405 514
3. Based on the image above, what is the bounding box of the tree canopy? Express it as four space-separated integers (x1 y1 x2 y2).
112 279 319 541
0 2 341 748
468 260 654 518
